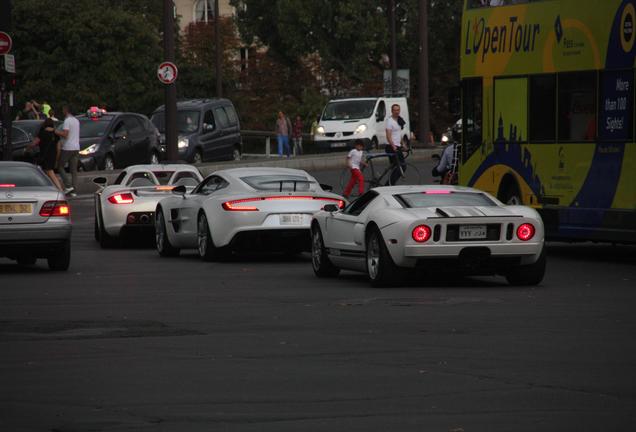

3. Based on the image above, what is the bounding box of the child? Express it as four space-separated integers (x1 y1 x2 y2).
343 139 367 198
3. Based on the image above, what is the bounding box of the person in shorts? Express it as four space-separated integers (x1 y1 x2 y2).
25 117 64 191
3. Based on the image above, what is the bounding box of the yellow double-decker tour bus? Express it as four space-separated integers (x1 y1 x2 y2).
459 0 636 243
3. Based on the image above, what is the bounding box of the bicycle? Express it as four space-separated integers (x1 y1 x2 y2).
339 147 422 197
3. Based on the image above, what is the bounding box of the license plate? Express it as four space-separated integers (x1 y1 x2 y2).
331 142 347 148
459 224 487 240
280 214 304 225
0 203 33 214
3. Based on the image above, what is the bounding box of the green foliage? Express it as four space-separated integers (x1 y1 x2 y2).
12 0 163 115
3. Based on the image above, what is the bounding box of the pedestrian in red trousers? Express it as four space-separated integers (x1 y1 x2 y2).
343 139 367 198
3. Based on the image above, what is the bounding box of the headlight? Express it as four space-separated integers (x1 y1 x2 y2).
316 126 325 136
354 124 367 134
79 144 99 156
178 137 189 149
441 135 449 143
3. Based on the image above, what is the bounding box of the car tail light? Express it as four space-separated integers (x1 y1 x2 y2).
412 224 432 242
40 201 70 217
0 184 16 188
108 192 134 204
516 223 535 241
222 196 346 211
222 198 259 211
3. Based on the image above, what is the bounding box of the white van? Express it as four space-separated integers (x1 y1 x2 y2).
313 97 410 152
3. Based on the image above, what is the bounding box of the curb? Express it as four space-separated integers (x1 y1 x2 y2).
72 147 440 195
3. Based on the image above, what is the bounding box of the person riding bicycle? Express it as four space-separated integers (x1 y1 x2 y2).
432 131 458 185
385 104 408 185
343 139 367 198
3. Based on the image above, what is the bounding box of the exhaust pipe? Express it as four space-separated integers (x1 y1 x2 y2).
139 214 150 224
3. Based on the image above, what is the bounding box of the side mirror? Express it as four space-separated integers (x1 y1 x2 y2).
172 185 187 196
320 183 333 192
323 204 339 212
93 176 108 186
203 123 215 132
376 114 384 123
114 131 127 140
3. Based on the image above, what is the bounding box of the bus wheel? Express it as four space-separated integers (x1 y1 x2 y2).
498 177 522 205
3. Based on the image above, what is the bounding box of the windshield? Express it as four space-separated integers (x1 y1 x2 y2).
0 166 52 187
240 175 316 191
322 100 377 121
397 191 497 208
78 116 113 138
151 111 201 134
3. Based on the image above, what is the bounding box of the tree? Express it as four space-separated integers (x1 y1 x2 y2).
12 0 164 115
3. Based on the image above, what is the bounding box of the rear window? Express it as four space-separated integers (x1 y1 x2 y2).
153 171 175 185
240 175 315 191
0 166 52 187
397 191 496 208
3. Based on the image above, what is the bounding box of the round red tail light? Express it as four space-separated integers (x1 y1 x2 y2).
412 225 432 243
516 223 535 241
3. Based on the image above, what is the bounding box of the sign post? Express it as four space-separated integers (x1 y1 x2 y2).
0 4 13 161
162 0 178 162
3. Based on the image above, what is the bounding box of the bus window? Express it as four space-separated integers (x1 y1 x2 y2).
558 72 597 142
462 78 483 161
529 75 556 142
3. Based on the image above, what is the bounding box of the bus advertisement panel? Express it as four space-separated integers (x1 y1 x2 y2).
459 0 636 243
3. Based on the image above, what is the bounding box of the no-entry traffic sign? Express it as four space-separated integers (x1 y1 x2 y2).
0 32 12 55
157 62 178 85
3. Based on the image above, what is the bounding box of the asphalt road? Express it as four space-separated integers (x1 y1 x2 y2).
1 163 636 431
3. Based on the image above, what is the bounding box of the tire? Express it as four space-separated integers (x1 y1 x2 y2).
103 154 115 171
47 239 70 271
388 162 421 186
97 209 118 248
505 246 546 286
155 208 180 257
232 146 241 161
193 149 203 164
366 227 400 287
499 179 522 205
17 255 37 266
311 224 340 277
197 212 221 261
149 150 160 165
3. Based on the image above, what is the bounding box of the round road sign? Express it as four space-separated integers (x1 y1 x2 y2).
0 32 12 55
157 62 178 85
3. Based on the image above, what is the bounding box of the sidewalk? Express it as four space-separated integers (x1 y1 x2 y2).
72 147 441 195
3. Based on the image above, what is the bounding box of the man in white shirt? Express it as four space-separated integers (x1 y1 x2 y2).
53 105 80 196
384 104 407 185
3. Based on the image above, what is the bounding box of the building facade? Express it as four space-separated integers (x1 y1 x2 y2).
174 0 234 30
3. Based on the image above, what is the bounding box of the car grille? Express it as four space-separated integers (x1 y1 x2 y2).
445 224 501 242
325 132 354 137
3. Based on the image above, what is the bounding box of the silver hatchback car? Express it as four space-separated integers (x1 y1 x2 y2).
0 161 72 270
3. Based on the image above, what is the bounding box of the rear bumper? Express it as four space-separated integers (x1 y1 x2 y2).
393 241 544 268
229 228 310 252
0 224 71 257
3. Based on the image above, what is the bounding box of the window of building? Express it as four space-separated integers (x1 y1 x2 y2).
558 71 597 142
462 78 483 162
529 74 556 142
194 0 215 23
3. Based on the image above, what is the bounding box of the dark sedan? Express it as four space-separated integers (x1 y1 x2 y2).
77 111 162 171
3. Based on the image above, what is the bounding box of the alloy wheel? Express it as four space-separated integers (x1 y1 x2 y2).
197 214 208 257
311 229 322 270
366 234 380 280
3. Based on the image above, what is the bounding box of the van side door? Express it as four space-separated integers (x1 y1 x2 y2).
199 109 223 161
213 106 232 159
222 104 241 158
375 100 387 145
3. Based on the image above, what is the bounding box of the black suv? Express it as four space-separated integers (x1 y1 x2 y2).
77 111 161 171
151 98 242 163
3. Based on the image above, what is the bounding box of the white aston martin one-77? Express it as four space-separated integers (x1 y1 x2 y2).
310 185 546 287
154 167 345 259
